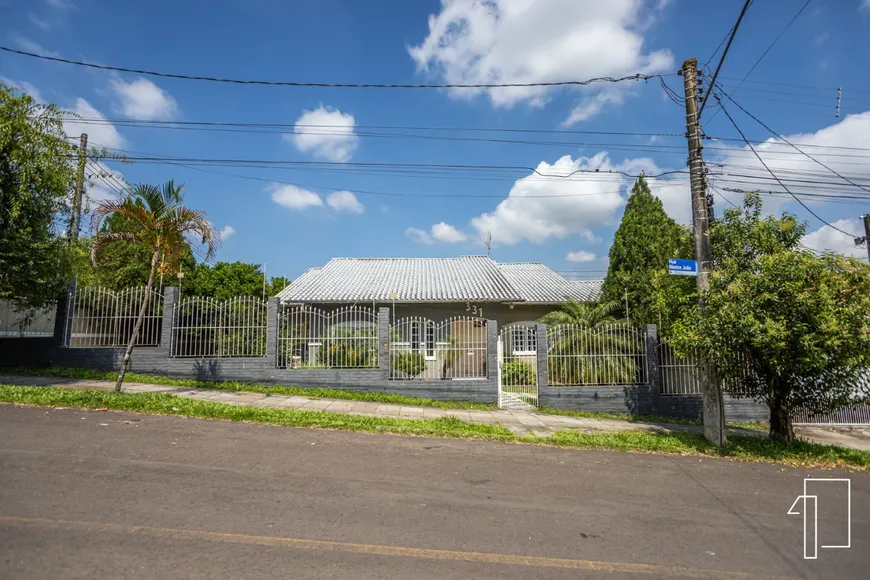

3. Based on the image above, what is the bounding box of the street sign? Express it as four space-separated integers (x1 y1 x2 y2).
668 258 698 276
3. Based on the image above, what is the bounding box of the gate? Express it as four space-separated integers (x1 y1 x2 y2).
498 324 538 410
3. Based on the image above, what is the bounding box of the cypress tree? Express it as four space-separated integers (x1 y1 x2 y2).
602 176 694 330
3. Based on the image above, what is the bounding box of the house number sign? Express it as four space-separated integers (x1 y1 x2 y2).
466 302 484 317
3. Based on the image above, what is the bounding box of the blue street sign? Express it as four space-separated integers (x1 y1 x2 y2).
668 258 698 276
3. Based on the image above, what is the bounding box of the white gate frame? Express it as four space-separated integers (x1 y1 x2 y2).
498 324 539 410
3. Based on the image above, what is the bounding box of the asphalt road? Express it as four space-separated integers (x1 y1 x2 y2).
0 405 866 579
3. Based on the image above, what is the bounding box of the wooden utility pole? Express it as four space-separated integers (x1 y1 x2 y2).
69 133 88 244
681 58 726 446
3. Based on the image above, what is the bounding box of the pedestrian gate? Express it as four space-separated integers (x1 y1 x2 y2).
498 324 539 410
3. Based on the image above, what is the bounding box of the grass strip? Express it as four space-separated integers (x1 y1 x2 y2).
3 366 495 411
1 385 866 470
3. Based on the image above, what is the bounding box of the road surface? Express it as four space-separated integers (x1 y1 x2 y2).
0 405 866 579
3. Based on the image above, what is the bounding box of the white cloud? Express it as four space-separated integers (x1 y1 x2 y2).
431 222 468 243
408 0 673 120
406 227 434 245
63 98 125 149
709 111 870 216
470 153 628 245
563 91 626 127
862 0 870 10
566 250 597 263
287 105 358 162
270 184 323 211
0 77 43 103
326 190 365 213
219 225 236 240
406 222 468 244
803 219 865 258
111 78 178 121
11 34 60 57
28 14 51 30
85 161 127 204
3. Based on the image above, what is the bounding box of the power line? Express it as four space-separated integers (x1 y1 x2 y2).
714 95 854 237
714 90 870 194
716 75 870 95
699 0 752 117
705 0 813 124
0 45 674 90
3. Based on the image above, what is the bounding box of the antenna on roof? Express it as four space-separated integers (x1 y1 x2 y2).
484 231 492 257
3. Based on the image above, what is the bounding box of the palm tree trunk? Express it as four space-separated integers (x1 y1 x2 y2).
115 247 161 392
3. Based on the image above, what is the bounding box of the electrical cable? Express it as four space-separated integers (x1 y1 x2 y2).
714 95 855 236
0 45 675 90
699 0 753 117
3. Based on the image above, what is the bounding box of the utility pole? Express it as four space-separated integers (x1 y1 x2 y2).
69 133 88 244
862 214 870 262
681 57 726 447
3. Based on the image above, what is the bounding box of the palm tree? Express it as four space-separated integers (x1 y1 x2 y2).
90 181 218 391
541 299 641 386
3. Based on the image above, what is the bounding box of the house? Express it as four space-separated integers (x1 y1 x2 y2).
275 256 602 377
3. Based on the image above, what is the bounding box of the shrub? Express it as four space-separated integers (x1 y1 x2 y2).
501 359 536 385
392 351 426 378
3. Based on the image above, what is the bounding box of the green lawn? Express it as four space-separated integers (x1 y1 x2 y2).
4 366 495 411
1 384 866 470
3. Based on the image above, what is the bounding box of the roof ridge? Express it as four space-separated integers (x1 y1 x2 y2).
326 256 490 261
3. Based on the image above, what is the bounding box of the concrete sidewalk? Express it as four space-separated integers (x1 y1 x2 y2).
0 373 752 439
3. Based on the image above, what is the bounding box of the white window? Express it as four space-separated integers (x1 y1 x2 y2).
425 322 436 359
410 322 421 352
510 328 536 355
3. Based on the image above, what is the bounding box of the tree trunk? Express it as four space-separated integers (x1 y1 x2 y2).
115 247 161 392
768 388 793 443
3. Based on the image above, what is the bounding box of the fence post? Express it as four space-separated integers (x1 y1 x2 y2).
378 307 390 376
266 297 280 366
53 279 76 348
645 324 661 415
536 323 549 395
159 287 178 355
485 319 498 385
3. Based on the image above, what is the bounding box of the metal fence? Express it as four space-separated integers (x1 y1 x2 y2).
546 324 647 386
390 316 487 380
658 339 700 395
277 305 378 369
171 296 267 358
498 324 538 409
67 286 163 347
0 299 56 337
793 404 870 425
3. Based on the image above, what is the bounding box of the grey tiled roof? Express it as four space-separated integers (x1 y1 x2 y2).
276 256 602 304
496 262 602 303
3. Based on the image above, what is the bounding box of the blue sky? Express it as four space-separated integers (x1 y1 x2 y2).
2 0 870 282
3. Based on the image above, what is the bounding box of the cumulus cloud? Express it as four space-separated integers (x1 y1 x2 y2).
566 250 597 263
709 111 870 216
803 219 865 258
326 191 365 213
111 78 178 121
287 105 358 162
270 184 323 210
406 222 468 244
63 99 125 149
219 225 236 240
408 0 673 120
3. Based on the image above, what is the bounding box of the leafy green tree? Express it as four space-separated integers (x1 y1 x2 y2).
0 83 76 310
671 193 870 442
602 175 695 331
184 261 267 301
91 180 218 391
